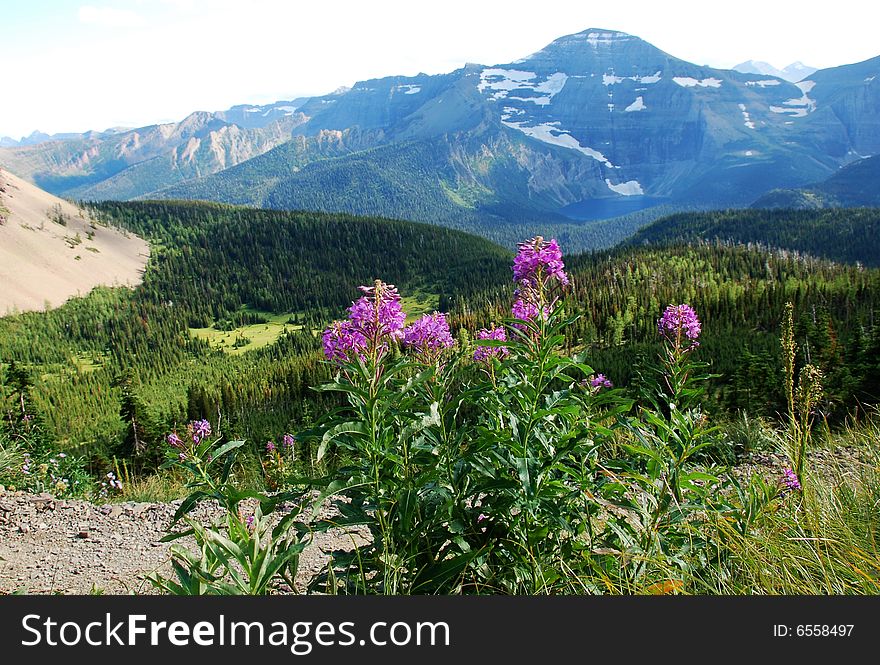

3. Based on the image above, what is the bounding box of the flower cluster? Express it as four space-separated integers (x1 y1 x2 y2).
263 432 297 491
99 471 123 497
512 236 568 287
781 467 802 493
322 320 367 363
18 451 79 496
510 237 568 334
473 326 509 363
167 419 217 460
402 312 455 362
349 281 406 341
591 374 613 389
511 298 549 328
191 419 212 443
658 304 702 350
322 280 405 363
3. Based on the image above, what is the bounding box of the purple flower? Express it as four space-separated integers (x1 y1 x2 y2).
781 468 802 492
348 280 406 342
513 236 569 287
474 326 509 363
283 433 295 449
322 319 368 363
191 419 212 443
266 441 276 453
511 298 550 322
477 513 489 522
106 472 122 491
245 514 255 530
658 304 702 346
402 312 455 361
591 374 613 389
167 432 183 449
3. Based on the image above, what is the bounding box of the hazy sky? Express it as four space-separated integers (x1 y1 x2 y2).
2 0 879 138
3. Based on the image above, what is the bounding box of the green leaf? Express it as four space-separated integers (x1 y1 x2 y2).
317 421 367 462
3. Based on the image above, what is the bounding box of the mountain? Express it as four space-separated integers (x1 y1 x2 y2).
152 30 864 231
0 168 148 314
752 154 880 208
0 107 309 200
2 28 879 243
733 60 817 82
623 207 880 267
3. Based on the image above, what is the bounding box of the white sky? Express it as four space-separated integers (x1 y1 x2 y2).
2 0 879 138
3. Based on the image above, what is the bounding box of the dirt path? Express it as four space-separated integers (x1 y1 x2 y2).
0 490 363 594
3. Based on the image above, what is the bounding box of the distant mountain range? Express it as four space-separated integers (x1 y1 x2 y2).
1 28 878 239
732 60 817 82
752 153 880 208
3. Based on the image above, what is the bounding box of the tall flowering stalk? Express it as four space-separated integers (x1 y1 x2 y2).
614 303 722 585
322 280 406 394
781 303 824 497
509 237 568 339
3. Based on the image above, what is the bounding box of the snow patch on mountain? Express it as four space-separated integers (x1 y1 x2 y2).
603 74 623 86
625 96 646 112
603 71 661 86
585 31 631 49
771 80 817 117
738 104 755 129
397 85 422 95
673 77 722 88
745 79 781 87
479 69 567 103
502 119 615 167
605 178 644 195
535 72 568 95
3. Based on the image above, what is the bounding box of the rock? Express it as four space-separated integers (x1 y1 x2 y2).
0 484 6 494
18 523 31 534
29 493 55 511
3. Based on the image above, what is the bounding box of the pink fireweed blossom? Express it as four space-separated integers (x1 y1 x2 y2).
266 441 276 453
191 419 212 443
474 326 509 363
513 236 569 287
167 432 183 449
511 298 549 323
781 467 802 493
322 319 368 363
283 433 295 450
658 304 701 351
591 374 613 389
323 280 405 364
402 311 455 362
349 280 406 342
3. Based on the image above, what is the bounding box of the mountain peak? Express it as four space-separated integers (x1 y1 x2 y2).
547 28 637 51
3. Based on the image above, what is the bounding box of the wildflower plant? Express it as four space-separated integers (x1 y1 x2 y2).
587 303 731 588
262 433 297 490
149 419 310 595
308 238 633 594
781 302 825 496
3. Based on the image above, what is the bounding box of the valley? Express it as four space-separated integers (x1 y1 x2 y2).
1 20 879 600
